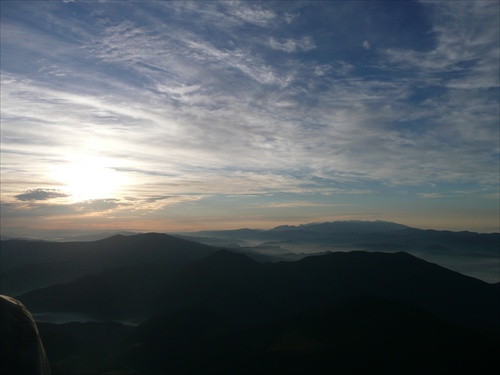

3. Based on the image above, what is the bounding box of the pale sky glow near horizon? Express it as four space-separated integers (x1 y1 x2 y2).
1 0 499 238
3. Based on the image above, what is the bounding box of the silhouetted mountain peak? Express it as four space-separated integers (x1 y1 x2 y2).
271 220 410 234
98 232 171 243
93 232 216 253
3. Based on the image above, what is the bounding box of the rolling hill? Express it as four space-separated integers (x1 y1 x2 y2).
0 233 216 296
2 230 498 374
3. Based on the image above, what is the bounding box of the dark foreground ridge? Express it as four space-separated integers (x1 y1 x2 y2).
1 232 498 374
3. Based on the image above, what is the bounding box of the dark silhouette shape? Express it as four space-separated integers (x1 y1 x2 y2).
2 233 499 374
0 295 51 375
1 233 216 296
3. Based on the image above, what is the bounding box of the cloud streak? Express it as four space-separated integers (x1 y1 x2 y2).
269 36 316 53
15 189 70 201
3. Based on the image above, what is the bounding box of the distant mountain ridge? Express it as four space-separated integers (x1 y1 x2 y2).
271 220 410 233
57 231 140 242
180 220 499 283
184 220 411 239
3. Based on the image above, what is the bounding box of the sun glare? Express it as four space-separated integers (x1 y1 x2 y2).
52 156 127 202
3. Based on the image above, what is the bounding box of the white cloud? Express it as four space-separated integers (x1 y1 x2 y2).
86 19 289 86
362 40 371 50
227 3 277 26
285 12 299 24
269 36 316 53
1 1 498 231
383 1 499 88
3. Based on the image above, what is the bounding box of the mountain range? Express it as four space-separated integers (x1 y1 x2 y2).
177 220 500 283
1 221 499 374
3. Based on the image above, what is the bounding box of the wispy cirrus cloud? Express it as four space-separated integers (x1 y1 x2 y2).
383 2 499 87
226 2 277 26
1 1 498 233
418 193 444 199
1 199 122 218
269 36 316 53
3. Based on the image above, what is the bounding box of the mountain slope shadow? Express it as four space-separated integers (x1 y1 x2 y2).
17 249 500 330
152 250 500 330
1 233 216 296
14 234 218 321
19 247 500 374
116 298 499 375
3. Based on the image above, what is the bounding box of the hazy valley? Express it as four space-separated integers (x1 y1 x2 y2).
1 220 499 374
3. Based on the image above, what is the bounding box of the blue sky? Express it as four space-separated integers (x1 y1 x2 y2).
1 1 499 237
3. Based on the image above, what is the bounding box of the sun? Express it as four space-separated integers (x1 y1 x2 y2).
52 156 127 201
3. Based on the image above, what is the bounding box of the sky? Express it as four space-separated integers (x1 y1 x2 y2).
1 0 499 238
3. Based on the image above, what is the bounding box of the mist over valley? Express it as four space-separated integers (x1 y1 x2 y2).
1 220 499 374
